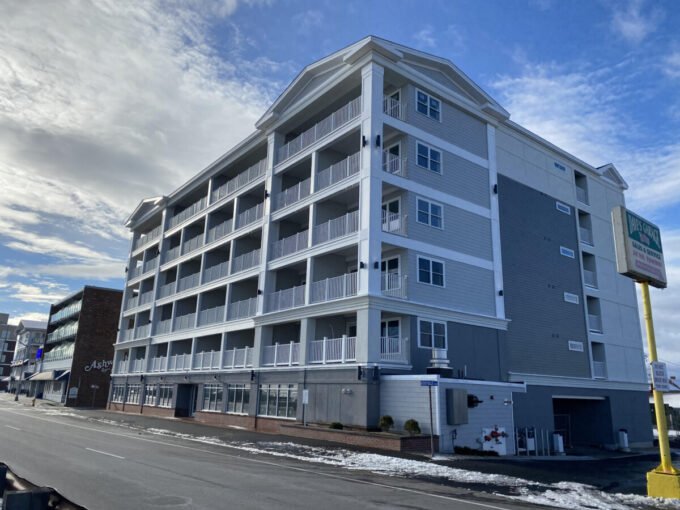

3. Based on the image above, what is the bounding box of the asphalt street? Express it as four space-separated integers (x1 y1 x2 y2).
0 396 544 510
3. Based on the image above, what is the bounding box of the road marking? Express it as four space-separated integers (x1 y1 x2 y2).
85 447 125 460
4 425 21 431
2 409 515 510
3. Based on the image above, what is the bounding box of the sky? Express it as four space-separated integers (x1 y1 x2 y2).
0 0 679 372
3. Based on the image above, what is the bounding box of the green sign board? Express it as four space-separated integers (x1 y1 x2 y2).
612 207 667 288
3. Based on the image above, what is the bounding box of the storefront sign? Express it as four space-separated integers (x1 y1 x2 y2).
83 359 113 373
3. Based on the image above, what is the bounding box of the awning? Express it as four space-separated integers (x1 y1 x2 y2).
28 371 56 381
56 370 70 381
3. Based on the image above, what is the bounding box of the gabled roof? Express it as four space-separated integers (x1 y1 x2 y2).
256 35 509 130
125 196 165 228
597 163 628 190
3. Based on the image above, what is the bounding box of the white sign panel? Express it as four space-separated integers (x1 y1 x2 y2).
651 361 671 392
612 207 667 288
302 389 309 405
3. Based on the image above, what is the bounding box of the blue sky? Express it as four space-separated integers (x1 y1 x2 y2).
1 0 679 371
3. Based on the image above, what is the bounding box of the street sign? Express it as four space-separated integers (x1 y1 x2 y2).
651 361 671 392
612 207 667 288
420 380 438 387
302 389 309 404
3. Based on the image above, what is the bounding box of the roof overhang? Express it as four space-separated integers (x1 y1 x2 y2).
125 196 165 228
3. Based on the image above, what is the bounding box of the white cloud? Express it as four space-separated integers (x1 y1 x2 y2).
610 0 663 45
7 312 49 326
413 26 437 50
663 50 680 79
292 10 324 34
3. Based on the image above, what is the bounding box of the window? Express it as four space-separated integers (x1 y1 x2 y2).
144 384 157 406
126 384 141 404
418 319 447 349
158 384 173 408
416 198 443 228
227 384 250 414
202 384 223 412
416 142 442 173
111 384 125 403
555 202 571 215
257 384 297 419
416 89 441 121
417 256 444 287
560 246 575 258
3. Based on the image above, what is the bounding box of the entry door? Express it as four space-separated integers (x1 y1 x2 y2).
381 199 401 232
380 257 400 291
175 384 198 417
380 320 401 355
384 143 401 174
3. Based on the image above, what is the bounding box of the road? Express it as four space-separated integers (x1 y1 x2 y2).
0 397 541 510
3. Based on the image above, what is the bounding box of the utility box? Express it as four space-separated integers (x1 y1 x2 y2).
446 389 468 425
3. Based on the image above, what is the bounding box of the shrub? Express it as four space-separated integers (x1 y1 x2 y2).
404 419 421 436
329 422 343 430
379 415 394 432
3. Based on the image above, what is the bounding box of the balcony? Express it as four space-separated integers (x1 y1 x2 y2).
592 361 607 379
309 336 356 364
133 225 162 251
169 197 207 229
203 261 229 284
223 347 254 369
129 358 145 373
49 300 82 324
231 249 261 273
198 306 225 326
380 336 409 364
143 257 159 274
167 353 192 371
265 284 306 313
316 152 360 191
270 230 308 260
173 313 196 331
134 324 151 340
381 273 407 299
155 318 172 335
128 266 143 280
210 158 267 204
312 210 359 246
236 203 264 229
47 322 78 344
576 186 589 205
206 219 233 244
158 281 176 299
580 227 593 246
193 351 221 370
588 314 603 333
227 297 258 320
382 211 407 236
177 272 200 293
164 245 181 263
383 95 404 120
274 178 311 211
115 360 128 374
262 342 300 367
150 356 168 372
382 154 407 177
120 329 134 342
583 269 598 288
126 291 154 310
182 234 204 256
277 97 361 163
310 272 358 303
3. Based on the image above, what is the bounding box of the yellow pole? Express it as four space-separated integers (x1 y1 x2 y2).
641 281 678 475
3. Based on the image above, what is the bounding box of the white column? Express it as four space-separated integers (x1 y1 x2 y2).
486 124 505 319
257 132 279 315
355 307 381 363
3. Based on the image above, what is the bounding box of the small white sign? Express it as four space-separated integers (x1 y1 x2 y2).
68 386 79 399
302 389 309 405
651 361 671 392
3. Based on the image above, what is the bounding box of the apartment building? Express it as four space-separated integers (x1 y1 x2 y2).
30 286 121 406
9 320 47 395
0 313 18 391
110 37 651 451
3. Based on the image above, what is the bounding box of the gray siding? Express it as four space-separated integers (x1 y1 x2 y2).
498 175 590 378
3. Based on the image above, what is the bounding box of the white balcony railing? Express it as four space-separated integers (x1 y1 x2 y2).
576 186 589 205
231 249 261 273
381 273 407 299
115 360 129 374
158 281 176 299
203 261 229 284
277 97 361 163
206 219 233 244
167 353 192 372
182 234 204 255
47 321 79 343
265 285 306 313
312 210 359 245
135 324 151 339
164 245 181 263
198 306 225 326
150 356 168 372
580 227 593 245
236 203 264 229
592 361 607 379
210 158 267 204
315 152 360 191
227 297 258 320
193 351 221 370
154 318 172 335
309 336 356 364
310 272 358 303
130 358 145 373
223 347 254 369
270 230 309 260
380 336 409 364
143 257 159 274
49 300 82 324
177 272 200 292
382 211 407 236
583 269 598 288
173 313 196 331
128 265 143 280
134 224 162 251
169 197 207 228
262 342 300 366
274 178 311 211
588 314 603 333
119 329 135 342
126 296 139 310
382 154 407 177
383 95 404 120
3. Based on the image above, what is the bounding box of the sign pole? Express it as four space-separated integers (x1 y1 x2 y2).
641 281 677 475
428 386 434 459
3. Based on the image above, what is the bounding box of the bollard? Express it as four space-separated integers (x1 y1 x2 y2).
618 428 631 452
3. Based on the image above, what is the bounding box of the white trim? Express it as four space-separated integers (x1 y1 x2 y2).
416 255 445 288
417 318 447 349
415 196 444 229
380 254 401 277
415 141 443 174
381 374 527 391
507 371 649 391
380 318 401 339
415 88 442 122
384 233 493 271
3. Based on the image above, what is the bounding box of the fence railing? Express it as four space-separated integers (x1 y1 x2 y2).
130 358 145 373
380 336 409 364
163 245 181 263
173 313 196 331
128 265 143 280
119 329 134 342
193 351 221 370
150 356 168 372
312 210 359 245
182 234 204 256
177 272 200 293
223 347 253 369
154 318 172 335
383 96 405 120
47 322 79 343
167 353 192 372
310 272 358 303
227 297 258 320
592 361 607 379
382 211 407 236
309 336 356 364
579 227 593 245
198 306 225 326
588 314 603 333
134 323 151 340
158 281 176 299
210 159 267 204
115 360 129 374
143 257 159 273
315 152 361 191
583 269 597 288
265 285 306 313
381 273 407 299
231 249 261 273
274 178 311 211
236 203 264 229
262 342 300 366
203 261 229 284
50 300 82 324
382 155 407 177
270 230 309 260
277 97 361 163
206 219 233 244
169 196 207 228
134 224 162 251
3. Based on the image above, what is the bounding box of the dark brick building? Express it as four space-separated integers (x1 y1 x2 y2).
32 286 122 407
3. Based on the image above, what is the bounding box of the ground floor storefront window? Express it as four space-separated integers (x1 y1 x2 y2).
258 384 297 418
144 384 157 406
158 384 173 407
201 384 223 412
226 384 249 414
111 384 125 403
126 384 141 404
